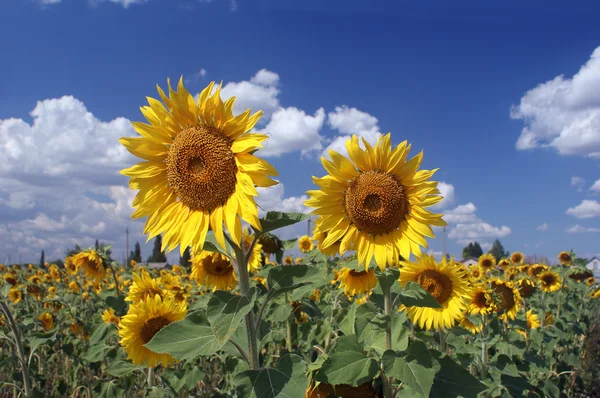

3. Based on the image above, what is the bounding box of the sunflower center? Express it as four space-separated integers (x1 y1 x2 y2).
417 269 453 305
140 316 171 344
344 170 408 235
166 126 238 212
492 283 515 312
204 256 233 276
473 291 488 308
540 274 556 285
481 259 493 269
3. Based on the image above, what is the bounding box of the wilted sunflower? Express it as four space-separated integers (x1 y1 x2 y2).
119 294 187 367
298 235 314 253
8 287 22 304
537 270 561 293
191 251 237 291
102 308 121 326
478 254 496 271
526 310 540 329
516 278 536 298
242 227 262 272
460 316 483 334
304 134 446 270
498 258 510 269
38 312 54 331
399 255 471 330
72 250 106 281
126 269 165 302
468 285 496 315
510 252 524 265
338 267 377 297
119 79 278 255
490 279 522 321
557 251 573 266
567 267 593 282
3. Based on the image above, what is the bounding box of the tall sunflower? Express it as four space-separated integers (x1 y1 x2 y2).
399 255 471 330
72 250 106 281
467 285 496 315
119 79 278 255
557 251 572 266
191 251 237 291
119 294 187 367
490 279 522 321
126 269 166 302
537 270 561 293
516 278 536 298
304 134 446 270
478 254 496 271
510 252 524 265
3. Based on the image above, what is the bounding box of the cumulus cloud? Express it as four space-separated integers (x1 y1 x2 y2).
219 69 281 119
590 178 600 193
511 46 600 158
323 106 382 158
256 183 309 216
571 176 586 191
566 200 600 219
431 182 455 211
536 223 550 232
566 224 600 233
444 201 511 242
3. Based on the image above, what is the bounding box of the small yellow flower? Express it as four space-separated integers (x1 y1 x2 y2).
102 308 121 326
283 256 294 265
298 235 314 253
526 310 540 329
309 289 321 303
38 312 54 331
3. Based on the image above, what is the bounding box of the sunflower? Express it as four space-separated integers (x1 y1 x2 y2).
102 308 121 326
27 285 42 300
518 264 530 274
298 235 314 253
191 251 237 291
468 286 496 315
504 266 519 281
283 256 294 265
242 227 262 272
309 289 321 303
399 255 471 330
478 254 496 271
119 294 187 367
526 310 540 329
3 273 17 286
38 312 54 331
28 275 42 285
516 278 536 298
510 252 524 265
490 279 522 321
586 276 595 286
528 264 548 278
68 281 80 294
119 79 278 255
460 316 483 334
312 217 343 257
337 267 377 297
304 134 446 270
557 251 572 266
305 382 377 398
64 256 78 275
8 287 22 304
252 275 268 289
470 266 483 281
591 289 600 299
72 250 106 281
567 268 593 282
537 270 561 293
126 269 166 302
498 258 510 269
295 257 303 264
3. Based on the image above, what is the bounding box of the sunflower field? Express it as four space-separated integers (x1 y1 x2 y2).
1 79 600 398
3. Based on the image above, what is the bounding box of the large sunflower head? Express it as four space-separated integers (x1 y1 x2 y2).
190 251 237 292
557 251 573 266
119 79 278 256
126 269 165 302
528 263 548 278
399 255 471 330
298 235 314 253
516 277 537 298
304 134 446 270
490 279 522 321
118 294 187 367
468 285 496 315
498 258 511 269
3 273 18 286
510 252 524 265
537 270 562 293
8 287 22 304
478 254 496 271
72 250 106 281
312 219 343 257
337 267 377 298
526 310 541 329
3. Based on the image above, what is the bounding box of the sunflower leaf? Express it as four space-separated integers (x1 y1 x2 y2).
207 288 257 346
430 351 487 398
314 351 379 386
267 265 328 302
398 282 442 308
255 211 309 235
375 267 400 294
382 341 435 397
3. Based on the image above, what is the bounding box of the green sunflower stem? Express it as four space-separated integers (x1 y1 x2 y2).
109 263 121 297
0 299 31 397
383 288 394 398
147 367 153 388
439 326 446 354
285 293 294 352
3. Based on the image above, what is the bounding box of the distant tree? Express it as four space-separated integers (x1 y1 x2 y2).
147 235 167 263
462 242 483 259
180 246 192 270
39 249 45 268
129 242 142 264
488 239 510 262
445 254 451 261
50 259 64 268
94 239 100 250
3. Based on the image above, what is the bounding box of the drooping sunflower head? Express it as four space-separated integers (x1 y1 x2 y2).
72 250 106 281
102 308 121 326
516 277 537 298
399 255 471 330
8 287 22 304
190 251 237 292
526 310 541 329
242 227 263 272
258 233 282 254
126 269 165 303
586 276 596 286
38 312 54 331
510 252 524 265
478 254 496 271
537 270 562 293
337 267 377 297
118 294 187 367
304 134 447 270
490 279 522 321
557 251 573 266
468 285 496 315
567 267 593 282
298 235 314 253
119 79 278 255
498 258 511 269
528 263 548 278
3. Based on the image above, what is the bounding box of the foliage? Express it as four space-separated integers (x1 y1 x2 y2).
147 235 167 263
488 239 510 262
462 242 483 259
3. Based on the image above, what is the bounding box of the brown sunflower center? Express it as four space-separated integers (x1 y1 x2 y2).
511 254 523 263
417 269 453 305
540 274 556 286
166 125 238 212
140 316 171 344
481 259 493 269
492 283 515 312
559 253 571 262
203 256 233 276
344 170 408 235
473 291 489 308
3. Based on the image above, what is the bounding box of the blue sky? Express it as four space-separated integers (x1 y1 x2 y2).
1 0 599 264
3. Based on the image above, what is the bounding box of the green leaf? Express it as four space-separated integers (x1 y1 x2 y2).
146 310 220 360
267 265 328 301
382 341 435 398
376 267 400 293
369 311 409 354
398 282 442 308
96 380 124 398
495 354 520 377
330 334 362 354
339 302 358 336
84 343 110 363
281 239 298 251
207 288 257 345
314 351 379 387
255 211 309 235
202 232 232 255
235 353 308 398
430 352 487 398
105 295 127 316
106 358 140 377
89 322 113 345
500 374 533 397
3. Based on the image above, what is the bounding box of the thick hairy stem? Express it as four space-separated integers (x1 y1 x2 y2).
285 293 293 352
480 315 488 378
439 327 446 354
0 300 31 397
147 367 154 388
383 288 393 398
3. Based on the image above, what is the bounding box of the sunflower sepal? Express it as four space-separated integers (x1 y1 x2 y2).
252 211 309 236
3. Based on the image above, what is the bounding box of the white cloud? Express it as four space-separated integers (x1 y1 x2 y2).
590 178 600 193
566 224 600 233
323 106 382 158
536 223 549 232
449 223 511 241
40 0 61 4
220 69 281 119
444 203 478 224
108 0 148 7
566 200 600 219
511 46 600 158
571 176 586 191
185 68 207 84
431 182 455 210
256 183 309 216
